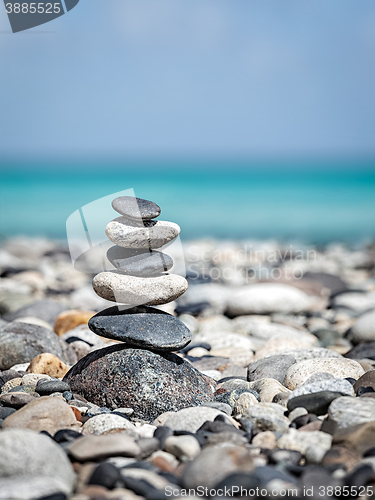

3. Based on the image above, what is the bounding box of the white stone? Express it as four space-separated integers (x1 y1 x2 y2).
106 217 180 249
92 272 188 305
322 396 375 433
285 358 364 390
277 428 332 455
227 284 312 316
82 414 137 435
351 310 375 343
164 407 229 433
164 435 201 461
289 378 355 400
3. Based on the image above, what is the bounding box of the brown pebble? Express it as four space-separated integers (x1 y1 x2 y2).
27 353 69 378
297 420 323 432
151 455 175 473
54 310 95 337
322 445 361 471
71 405 82 422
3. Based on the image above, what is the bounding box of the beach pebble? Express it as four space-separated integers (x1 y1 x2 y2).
240 402 290 433
254 334 318 360
332 421 375 456
350 310 375 344
82 413 137 435
106 217 180 249
164 406 227 433
35 380 71 395
64 345 215 420
247 355 296 385
227 284 311 316
0 321 67 370
287 391 344 415
353 370 375 393
0 429 75 496
15 316 52 330
26 352 69 378
107 246 173 276
88 305 191 351
193 330 255 352
0 407 16 419
333 292 375 314
54 309 95 336
289 378 355 400
0 392 38 409
252 431 277 449
200 402 232 415
164 435 201 461
2 299 66 326
281 347 343 363
2 396 80 434
92 271 188 305
248 378 291 403
111 196 161 220
69 340 91 360
1 377 22 394
285 358 364 390
21 373 51 388
183 444 264 489
345 342 375 361
277 428 332 455
321 396 375 434
68 434 140 461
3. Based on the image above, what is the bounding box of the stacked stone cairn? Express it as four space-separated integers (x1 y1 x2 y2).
64 196 215 421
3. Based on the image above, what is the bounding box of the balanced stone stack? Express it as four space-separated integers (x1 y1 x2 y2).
64 196 215 420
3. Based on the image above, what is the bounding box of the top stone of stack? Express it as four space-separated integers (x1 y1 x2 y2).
112 196 161 221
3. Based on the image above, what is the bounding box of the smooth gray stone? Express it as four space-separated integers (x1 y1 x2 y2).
88 305 191 351
0 429 75 495
0 322 68 370
2 300 65 326
107 246 173 276
112 196 161 220
287 391 344 415
36 380 71 396
247 354 296 385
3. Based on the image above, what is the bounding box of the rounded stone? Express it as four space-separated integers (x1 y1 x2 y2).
26 353 69 378
81 413 137 435
92 272 188 306
88 305 191 351
0 321 67 371
107 246 173 276
284 358 364 390
63 344 215 421
54 309 95 337
111 196 161 220
2 396 80 435
105 217 180 249
350 310 375 344
0 429 75 495
287 391 343 415
227 283 311 316
35 380 71 396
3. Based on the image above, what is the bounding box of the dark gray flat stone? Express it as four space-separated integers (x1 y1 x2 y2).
36 380 71 396
107 246 173 276
111 196 161 220
88 305 192 351
63 345 215 420
287 390 343 415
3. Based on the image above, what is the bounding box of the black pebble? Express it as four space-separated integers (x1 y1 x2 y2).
154 426 173 447
88 462 121 489
65 336 93 346
180 342 211 354
289 414 318 429
54 429 82 443
356 386 375 396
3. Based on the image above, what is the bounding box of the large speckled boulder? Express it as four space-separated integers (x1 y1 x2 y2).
64 344 215 421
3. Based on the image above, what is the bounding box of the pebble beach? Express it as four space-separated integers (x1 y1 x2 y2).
1 226 375 499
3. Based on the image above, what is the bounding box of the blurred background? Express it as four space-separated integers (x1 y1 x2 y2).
1 0 375 244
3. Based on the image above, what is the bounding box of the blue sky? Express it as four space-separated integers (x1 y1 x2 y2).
1 0 375 160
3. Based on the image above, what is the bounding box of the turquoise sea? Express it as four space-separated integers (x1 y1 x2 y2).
1 160 375 244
